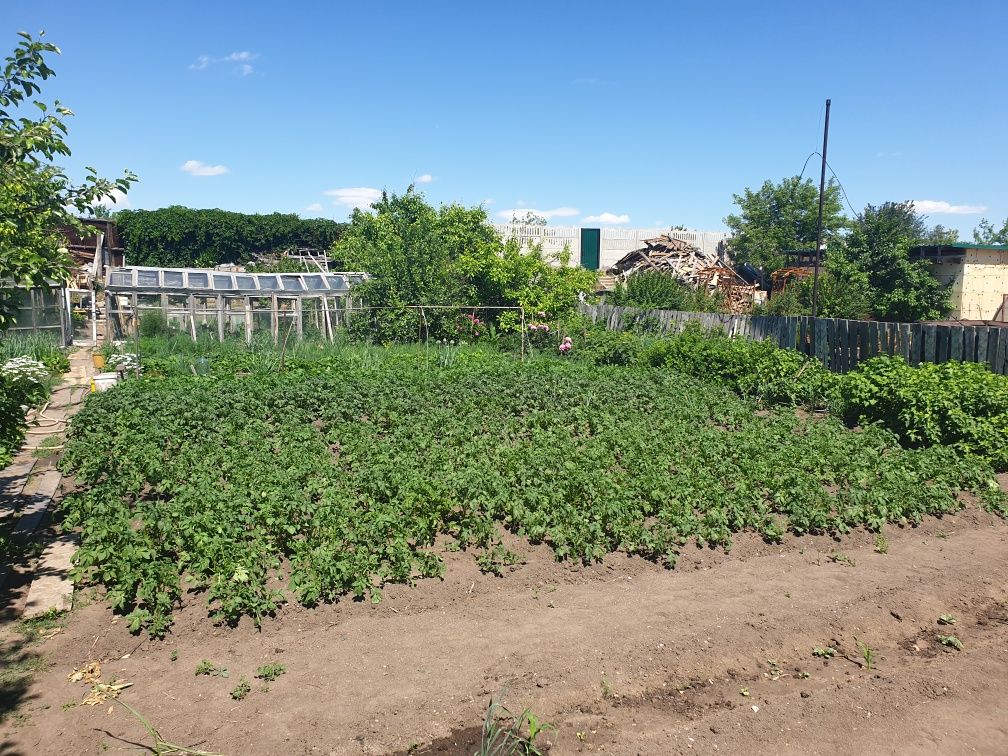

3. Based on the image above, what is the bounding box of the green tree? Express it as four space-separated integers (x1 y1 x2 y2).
973 217 1008 245
923 224 959 245
838 201 949 321
333 188 597 340
724 176 847 273
0 31 136 327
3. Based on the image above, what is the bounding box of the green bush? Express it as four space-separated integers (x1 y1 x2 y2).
843 357 1008 470
638 323 837 408
609 271 726 312
138 311 171 338
115 207 347 267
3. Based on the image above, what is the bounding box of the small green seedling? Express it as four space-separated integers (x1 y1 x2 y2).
828 551 855 567
873 534 888 554
230 677 251 700
601 676 613 699
937 614 956 626
812 647 836 659
740 687 750 697
194 660 228 678
255 663 286 682
855 637 874 670
938 635 963 650
169 650 178 662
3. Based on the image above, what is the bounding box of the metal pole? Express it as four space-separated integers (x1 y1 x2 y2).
811 98 831 320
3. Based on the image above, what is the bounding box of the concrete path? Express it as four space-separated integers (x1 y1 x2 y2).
1 347 95 618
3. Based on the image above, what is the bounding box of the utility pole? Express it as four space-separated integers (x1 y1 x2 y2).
811 98 831 320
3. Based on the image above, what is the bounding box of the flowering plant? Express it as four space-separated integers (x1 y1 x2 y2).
2 357 49 384
558 336 573 354
107 352 142 374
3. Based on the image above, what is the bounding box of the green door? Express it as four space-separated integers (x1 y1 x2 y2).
580 228 600 270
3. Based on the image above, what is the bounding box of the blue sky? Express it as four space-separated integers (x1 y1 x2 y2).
5 1 1007 235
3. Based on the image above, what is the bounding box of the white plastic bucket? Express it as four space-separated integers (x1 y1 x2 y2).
91 372 120 393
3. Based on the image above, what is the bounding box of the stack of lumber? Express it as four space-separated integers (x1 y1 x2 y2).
607 235 720 285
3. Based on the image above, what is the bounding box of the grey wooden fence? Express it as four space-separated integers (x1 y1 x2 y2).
578 303 1008 376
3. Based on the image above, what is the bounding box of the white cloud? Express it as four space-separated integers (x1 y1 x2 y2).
912 199 987 215
94 188 131 209
482 198 495 206
497 206 579 221
190 51 259 75
180 159 230 177
414 173 433 184
582 212 630 224
304 202 324 213
324 187 383 209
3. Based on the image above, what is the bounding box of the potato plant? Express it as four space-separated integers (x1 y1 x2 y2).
59 358 1005 636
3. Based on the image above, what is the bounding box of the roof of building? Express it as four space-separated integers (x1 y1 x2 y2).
105 266 367 295
911 242 1008 255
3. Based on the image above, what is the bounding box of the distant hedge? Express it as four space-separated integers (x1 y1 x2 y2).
114 206 347 267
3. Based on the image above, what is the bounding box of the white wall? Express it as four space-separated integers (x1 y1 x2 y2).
492 224 731 269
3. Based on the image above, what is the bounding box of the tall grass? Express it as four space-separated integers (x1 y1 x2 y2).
0 332 69 373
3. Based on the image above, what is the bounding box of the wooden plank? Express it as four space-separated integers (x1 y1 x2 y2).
244 297 252 344
835 319 849 373
996 329 1008 375
936 325 951 363
867 321 880 358
908 323 922 366
881 322 896 356
785 316 798 351
825 318 837 370
975 326 989 365
922 324 937 364
898 324 911 361
950 325 964 362
814 319 828 365
960 325 974 362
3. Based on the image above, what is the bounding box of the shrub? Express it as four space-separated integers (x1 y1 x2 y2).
638 323 837 408
843 357 1008 470
609 271 726 312
115 207 347 267
138 311 171 338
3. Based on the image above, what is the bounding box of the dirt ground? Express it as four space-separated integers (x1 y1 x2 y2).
1 502 1007 756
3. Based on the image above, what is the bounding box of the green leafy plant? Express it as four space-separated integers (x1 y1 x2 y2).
194 661 228 678
873 533 889 554
937 634 963 650
854 637 874 670
57 339 1007 636
255 663 286 682
937 614 956 626
477 692 553 756
812 647 835 659
230 678 251 701
843 357 1008 471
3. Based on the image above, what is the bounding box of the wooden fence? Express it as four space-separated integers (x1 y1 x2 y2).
578 302 1008 376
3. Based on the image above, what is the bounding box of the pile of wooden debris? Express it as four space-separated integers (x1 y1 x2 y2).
606 235 757 314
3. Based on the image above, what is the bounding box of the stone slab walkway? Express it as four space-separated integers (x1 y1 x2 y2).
1 347 95 619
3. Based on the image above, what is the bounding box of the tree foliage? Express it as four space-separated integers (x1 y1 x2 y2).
724 176 847 272
836 201 950 322
114 206 346 267
0 31 136 326
973 217 1008 245
333 188 597 340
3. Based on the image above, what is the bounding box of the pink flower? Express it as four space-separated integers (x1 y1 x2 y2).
559 336 573 354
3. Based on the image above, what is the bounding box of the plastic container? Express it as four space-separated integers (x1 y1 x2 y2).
91 372 120 393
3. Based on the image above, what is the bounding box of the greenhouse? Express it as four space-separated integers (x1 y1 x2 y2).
104 266 368 343
0 282 74 346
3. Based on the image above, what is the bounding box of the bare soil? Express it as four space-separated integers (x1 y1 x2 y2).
2 506 1007 756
